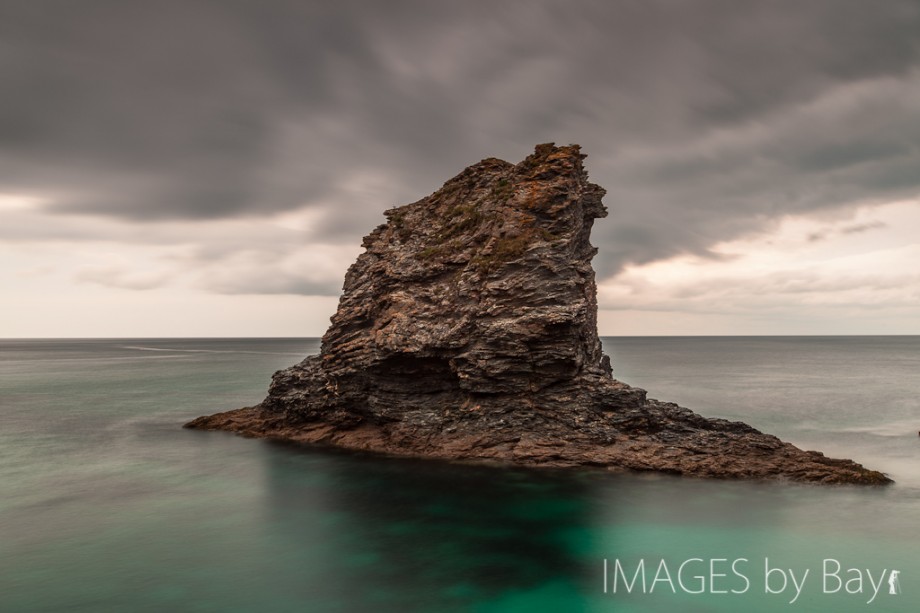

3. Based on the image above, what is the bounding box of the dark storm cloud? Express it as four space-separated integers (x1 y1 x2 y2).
2 0 920 282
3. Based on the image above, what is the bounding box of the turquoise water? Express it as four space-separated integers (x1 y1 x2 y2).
1 337 918 612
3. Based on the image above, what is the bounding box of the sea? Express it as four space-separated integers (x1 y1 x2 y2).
1 336 918 612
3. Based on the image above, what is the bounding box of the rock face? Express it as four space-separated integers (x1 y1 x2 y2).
187 144 891 485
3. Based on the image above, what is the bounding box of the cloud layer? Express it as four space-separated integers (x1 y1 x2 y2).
2 1 919 335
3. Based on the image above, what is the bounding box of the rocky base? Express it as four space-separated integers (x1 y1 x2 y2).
185 377 891 485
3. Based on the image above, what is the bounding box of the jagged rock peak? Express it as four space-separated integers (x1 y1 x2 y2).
318 143 611 399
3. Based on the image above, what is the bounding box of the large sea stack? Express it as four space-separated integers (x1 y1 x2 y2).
187 144 891 484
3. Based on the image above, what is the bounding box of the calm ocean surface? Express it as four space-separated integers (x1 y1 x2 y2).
1 337 918 612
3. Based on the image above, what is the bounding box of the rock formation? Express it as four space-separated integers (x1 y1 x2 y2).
186 144 891 485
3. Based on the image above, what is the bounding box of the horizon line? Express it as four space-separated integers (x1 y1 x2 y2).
3 334 919 341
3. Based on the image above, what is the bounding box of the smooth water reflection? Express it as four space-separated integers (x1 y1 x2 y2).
260 444 599 612
250 440 914 613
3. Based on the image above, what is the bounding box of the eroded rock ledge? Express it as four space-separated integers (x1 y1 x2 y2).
186 144 891 485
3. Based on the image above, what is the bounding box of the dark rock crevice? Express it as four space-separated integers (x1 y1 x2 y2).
186 143 892 485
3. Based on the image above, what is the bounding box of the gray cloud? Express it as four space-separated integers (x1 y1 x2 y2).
604 270 920 314
204 273 342 297
2 0 920 287
840 221 888 235
810 220 887 242
76 266 170 291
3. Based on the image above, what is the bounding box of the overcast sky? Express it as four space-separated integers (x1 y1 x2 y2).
2 0 919 337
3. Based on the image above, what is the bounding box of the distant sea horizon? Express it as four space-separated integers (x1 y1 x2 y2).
4 333 919 339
